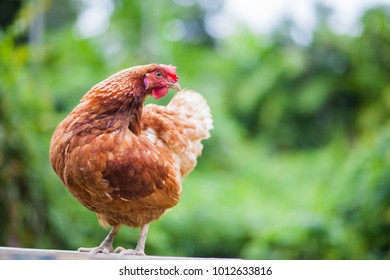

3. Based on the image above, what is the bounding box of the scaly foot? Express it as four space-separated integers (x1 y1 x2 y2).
114 246 145 256
78 245 114 254
78 226 120 255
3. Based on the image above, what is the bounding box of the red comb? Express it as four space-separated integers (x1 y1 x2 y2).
160 64 179 82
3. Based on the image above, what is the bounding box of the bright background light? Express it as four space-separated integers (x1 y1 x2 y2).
222 0 390 35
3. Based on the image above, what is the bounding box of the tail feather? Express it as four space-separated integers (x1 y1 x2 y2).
142 90 213 177
167 90 213 140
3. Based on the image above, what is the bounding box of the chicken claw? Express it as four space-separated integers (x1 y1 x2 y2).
114 246 145 256
78 225 119 255
78 245 113 254
113 224 150 256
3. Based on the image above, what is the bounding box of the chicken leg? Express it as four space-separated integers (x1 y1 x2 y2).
78 225 120 254
114 224 150 256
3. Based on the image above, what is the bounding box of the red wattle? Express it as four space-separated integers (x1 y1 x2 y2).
152 87 168 99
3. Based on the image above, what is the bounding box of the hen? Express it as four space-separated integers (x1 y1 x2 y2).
49 64 212 256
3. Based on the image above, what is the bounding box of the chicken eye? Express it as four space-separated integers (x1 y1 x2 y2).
155 71 163 79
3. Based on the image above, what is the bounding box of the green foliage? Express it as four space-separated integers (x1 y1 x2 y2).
0 0 390 259
226 8 390 150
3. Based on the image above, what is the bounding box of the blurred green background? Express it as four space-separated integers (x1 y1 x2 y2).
1 0 390 259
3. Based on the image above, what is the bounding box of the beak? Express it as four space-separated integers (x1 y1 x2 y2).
168 81 181 91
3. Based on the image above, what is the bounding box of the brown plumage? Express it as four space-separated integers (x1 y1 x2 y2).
49 64 212 255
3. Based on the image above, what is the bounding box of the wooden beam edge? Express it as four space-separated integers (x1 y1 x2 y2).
0 246 231 260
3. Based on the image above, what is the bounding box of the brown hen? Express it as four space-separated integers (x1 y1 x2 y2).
49 64 212 256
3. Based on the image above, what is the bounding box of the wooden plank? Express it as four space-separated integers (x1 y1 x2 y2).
0 246 211 260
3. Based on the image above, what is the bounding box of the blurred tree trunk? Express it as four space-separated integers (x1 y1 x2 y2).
29 0 45 46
